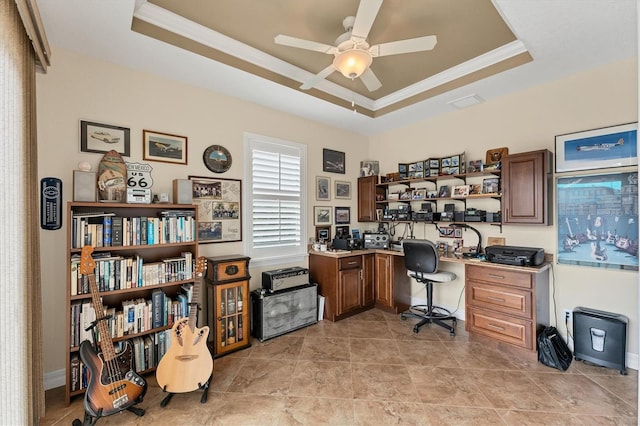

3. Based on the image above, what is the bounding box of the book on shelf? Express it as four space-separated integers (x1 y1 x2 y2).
70 354 81 392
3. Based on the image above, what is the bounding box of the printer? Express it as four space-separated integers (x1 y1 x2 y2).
485 245 545 267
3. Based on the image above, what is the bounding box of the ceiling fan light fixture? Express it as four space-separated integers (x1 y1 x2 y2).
333 49 372 79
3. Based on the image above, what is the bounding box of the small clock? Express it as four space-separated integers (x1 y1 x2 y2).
203 144 232 173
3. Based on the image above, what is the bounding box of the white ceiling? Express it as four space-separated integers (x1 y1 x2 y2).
37 0 638 136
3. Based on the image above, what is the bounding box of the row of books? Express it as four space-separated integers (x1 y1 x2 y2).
69 330 172 392
70 252 193 295
71 210 196 249
69 285 192 348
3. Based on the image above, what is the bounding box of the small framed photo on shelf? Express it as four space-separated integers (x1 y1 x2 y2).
316 176 330 201
412 188 427 200
469 184 482 195
454 227 463 238
482 177 501 194
438 185 451 198
334 206 351 224
399 190 413 200
441 157 451 168
452 185 470 197
314 206 332 225
334 180 351 199
398 163 408 179
468 160 483 173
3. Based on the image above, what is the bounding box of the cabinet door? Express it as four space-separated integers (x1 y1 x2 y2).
214 280 249 355
374 254 393 307
339 268 362 314
357 176 377 222
362 254 375 306
502 150 550 224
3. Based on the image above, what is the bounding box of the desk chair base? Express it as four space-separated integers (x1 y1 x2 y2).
401 305 457 336
400 279 457 336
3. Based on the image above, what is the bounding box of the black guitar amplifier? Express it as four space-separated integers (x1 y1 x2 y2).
250 283 317 341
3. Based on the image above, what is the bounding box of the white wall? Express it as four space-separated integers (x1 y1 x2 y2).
37 47 639 383
36 48 368 377
370 57 639 359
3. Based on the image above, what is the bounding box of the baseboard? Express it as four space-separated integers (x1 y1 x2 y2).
45 368 65 390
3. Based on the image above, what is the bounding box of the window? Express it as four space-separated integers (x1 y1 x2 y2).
244 133 307 267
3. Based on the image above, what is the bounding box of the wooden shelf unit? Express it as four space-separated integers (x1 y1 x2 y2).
65 202 199 405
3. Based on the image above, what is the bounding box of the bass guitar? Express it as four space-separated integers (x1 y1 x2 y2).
156 257 213 393
78 246 147 418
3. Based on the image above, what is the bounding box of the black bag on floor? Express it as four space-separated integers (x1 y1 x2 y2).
537 326 572 371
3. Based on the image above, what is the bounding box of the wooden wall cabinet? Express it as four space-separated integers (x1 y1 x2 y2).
358 176 385 222
204 255 251 357
501 149 552 225
465 263 549 351
309 253 375 321
65 202 199 405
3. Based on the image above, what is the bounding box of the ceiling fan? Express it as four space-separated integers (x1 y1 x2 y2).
274 0 437 92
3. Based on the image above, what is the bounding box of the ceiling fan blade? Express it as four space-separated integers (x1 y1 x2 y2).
300 64 336 90
351 0 383 43
360 68 382 92
274 34 336 54
370 35 437 57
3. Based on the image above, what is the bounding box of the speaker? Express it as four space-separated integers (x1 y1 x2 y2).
573 307 628 374
250 284 317 342
73 170 96 202
173 179 193 204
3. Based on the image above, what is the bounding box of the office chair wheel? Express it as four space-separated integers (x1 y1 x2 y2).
449 330 455 336
413 325 420 333
401 314 407 321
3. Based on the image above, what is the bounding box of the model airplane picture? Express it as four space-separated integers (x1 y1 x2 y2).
576 138 624 152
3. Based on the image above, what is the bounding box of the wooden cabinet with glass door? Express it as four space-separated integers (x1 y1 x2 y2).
204 255 251 357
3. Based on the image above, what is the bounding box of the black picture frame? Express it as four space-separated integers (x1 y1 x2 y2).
335 206 351 224
80 120 130 156
323 148 345 174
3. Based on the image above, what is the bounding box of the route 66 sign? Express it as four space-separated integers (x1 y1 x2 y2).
126 162 153 189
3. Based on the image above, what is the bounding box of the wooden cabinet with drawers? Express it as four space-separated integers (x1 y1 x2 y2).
465 263 549 351
309 253 375 321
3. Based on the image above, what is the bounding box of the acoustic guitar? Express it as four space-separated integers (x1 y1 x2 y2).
78 246 147 418
156 257 213 393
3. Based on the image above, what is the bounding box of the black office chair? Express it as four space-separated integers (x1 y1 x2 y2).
400 239 457 335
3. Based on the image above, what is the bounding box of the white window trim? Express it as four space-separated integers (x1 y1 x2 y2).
243 132 307 268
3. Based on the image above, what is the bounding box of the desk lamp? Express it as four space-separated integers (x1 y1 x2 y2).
453 223 482 258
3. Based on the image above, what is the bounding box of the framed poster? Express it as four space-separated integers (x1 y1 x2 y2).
314 206 332 225
334 180 351 199
143 129 188 165
189 176 242 243
335 206 351 224
316 176 330 200
323 149 345 174
555 123 638 173
557 171 638 270
80 120 130 156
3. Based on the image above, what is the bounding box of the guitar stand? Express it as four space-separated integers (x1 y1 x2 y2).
160 373 212 407
72 319 146 426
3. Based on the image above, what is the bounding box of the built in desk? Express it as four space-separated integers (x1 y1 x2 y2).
309 249 550 352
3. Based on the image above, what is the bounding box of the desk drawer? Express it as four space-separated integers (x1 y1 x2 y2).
467 307 533 350
467 281 532 319
466 264 532 289
339 256 362 270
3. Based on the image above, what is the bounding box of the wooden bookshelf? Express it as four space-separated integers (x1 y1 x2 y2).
64 202 199 405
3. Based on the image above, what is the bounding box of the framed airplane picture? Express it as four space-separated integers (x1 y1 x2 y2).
555 122 637 173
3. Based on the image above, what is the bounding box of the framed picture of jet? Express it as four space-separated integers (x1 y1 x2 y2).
143 129 188 165
555 122 637 173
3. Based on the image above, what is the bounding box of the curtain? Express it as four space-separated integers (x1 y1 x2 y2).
0 0 44 423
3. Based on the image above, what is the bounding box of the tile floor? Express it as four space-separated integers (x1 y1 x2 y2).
41 309 637 425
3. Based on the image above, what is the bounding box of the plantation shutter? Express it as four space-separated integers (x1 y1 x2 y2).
244 133 307 266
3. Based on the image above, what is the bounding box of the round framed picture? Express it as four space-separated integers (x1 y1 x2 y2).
203 145 232 173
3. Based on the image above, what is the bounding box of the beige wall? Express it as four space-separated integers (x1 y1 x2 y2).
370 57 639 358
36 48 367 377
37 48 638 382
